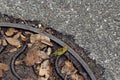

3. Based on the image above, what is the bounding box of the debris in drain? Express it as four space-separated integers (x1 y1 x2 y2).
53 46 68 56
5 28 17 36
61 60 84 80
6 37 21 48
0 25 92 80
0 14 105 80
2 39 7 46
30 33 53 46
0 63 9 77
25 33 52 67
9 48 17 53
37 60 52 80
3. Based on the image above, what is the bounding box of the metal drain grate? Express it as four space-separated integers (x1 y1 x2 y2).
0 22 96 80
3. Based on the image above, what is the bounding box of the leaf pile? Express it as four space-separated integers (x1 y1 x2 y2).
61 60 84 80
0 28 27 51
24 32 54 80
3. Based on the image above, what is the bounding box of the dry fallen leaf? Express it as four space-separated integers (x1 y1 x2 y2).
5 28 17 36
35 34 42 40
37 51 49 59
25 48 39 66
2 39 7 46
30 33 53 46
40 33 53 46
28 43 33 48
65 60 73 68
46 47 52 55
13 32 21 39
0 70 3 77
9 48 17 52
0 63 9 78
61 60 76 75
61 60 84 80
71 74 84 80
20 34 27 41
38 60 51 80
41 40 53 47
25 46 49 66
30 34 36 43
25 31 33 35
0 40 1 45
0 63 9 71
5 38 21 48
15 60 23 65
38 42 47 49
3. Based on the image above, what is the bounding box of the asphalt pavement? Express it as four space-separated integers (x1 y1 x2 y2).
0 0 120 80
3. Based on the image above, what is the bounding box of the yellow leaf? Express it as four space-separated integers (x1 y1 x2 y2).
53 46 68 56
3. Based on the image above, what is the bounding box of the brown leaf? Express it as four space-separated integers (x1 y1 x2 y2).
30 33 53 46
61 60 84 80
30 34 36 43
46 47 52 55
41 40 53 46
20 34 27 41
38 60 51 80
36 42 47 49
9 48 17 52
28 43 33 48
0 63 9 71
61 60 75 75
5 38 21 48
37 51 49 59
25 48 39 66
5 28 17 36
25 47 49 66
0 70 3 77
65 60 73 68
0 63 9 78
0 40 1 45
15 60 23 65
40 33 53 46
13 32 21 39
71 74 84 80
25 31 33 35
2 39 7 46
